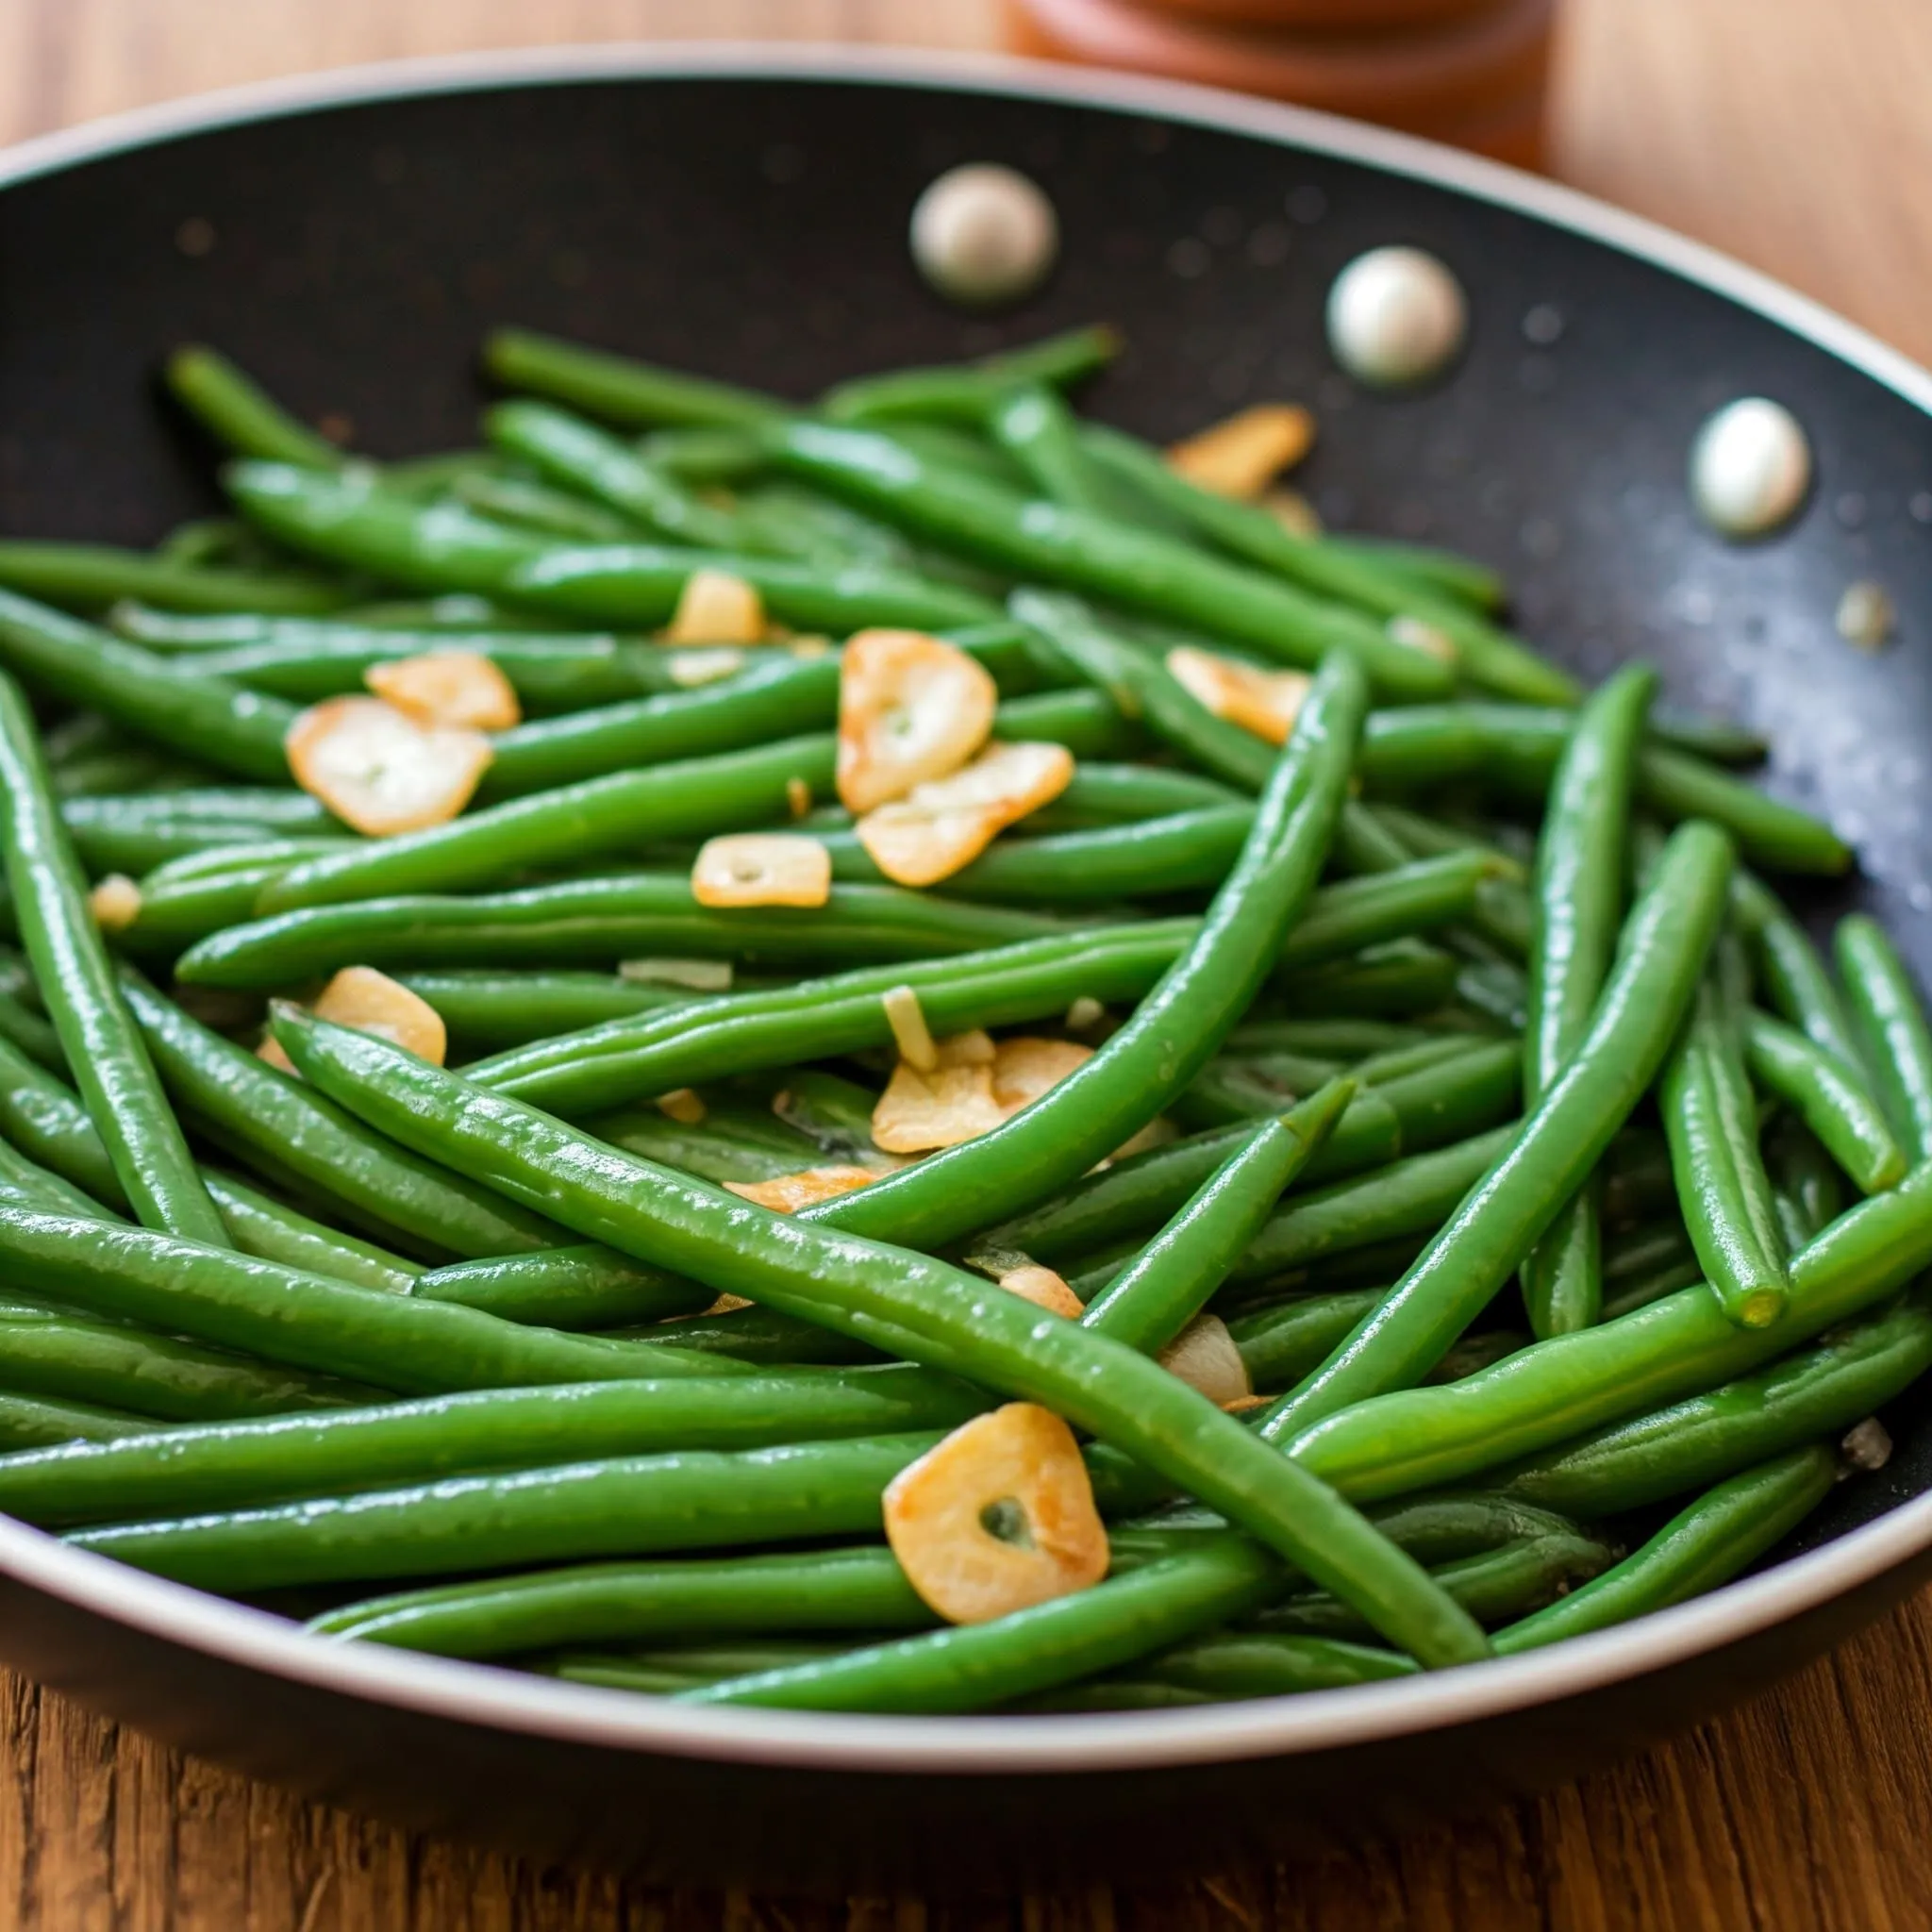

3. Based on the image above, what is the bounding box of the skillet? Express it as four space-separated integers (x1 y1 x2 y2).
0 42 1928 1890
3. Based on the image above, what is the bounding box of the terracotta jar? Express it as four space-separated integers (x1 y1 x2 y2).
1004 0 1554 168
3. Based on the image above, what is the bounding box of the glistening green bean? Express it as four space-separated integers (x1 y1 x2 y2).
271 1006 1488 1667
1743 1008 1905 1194
0 673 225 1242
1491 1445 1837 1653
1520 665 1654 1339
1257 821 1733 1443
1837 914 1932 1162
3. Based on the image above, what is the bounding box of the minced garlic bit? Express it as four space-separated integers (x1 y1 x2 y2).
663 568 765 644
725 1165 878 1213
837 628 997 815
1064 995 1107 1032
882 984 939 1073
618 958 731 991
997 1264 1084 1319
857 740 1074 887
785 776 812 819
655 1087 707 1124
87 874 142 934
1166 645 1311 746
366 649 522 732
665 647 747 688
286 695 492 836
1388 614 1457 663
1836 581 1895 653
872 1043 1005 1154
1167 404 1315 500
690 832 831 909
1840 1416 1894 1472
1157 1314 1252 1407
883 1404 1108 1624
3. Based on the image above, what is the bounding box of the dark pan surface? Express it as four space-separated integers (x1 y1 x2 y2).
0 46 1929 1888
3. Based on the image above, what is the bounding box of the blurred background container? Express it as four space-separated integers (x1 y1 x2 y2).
1004 0 1554 166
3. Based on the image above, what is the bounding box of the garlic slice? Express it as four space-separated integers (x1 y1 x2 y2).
1167 404 1315 500
837 629 997 814
690 832 831 909
365 649 521 732
1166 645 1310 745
856 740 1074 887
286 696 492 836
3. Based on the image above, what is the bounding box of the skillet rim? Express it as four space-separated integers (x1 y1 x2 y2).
0 39 1927 1778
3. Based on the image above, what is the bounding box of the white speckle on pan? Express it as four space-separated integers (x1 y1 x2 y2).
1836 580 1896 651
1689 398 1812 538
908 164 1058 308
1166 237 1211 280
1910 491 1932 524
1326 247 1468 390
1522 303 1566 345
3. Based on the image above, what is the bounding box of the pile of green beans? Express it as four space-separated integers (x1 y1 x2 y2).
0 321 1915 1720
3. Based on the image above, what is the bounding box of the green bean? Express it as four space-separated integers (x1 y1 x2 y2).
409 1245 713 1329
405 970 698 1057
484 328 782 428
0 1036 126 1207
989 1046 1520 1269
1769 1121 1845 1252
1498 1287 1932 1518
453 472 636 542
272 1006 1487 1666
1228 1291 1382 1391
1010 589 1272 791
226 462 997 635
1357 705 1849 874
0 985 63 1073
0 1365 980 1529
686 1534 1291 1713
0 675 225 1241
71 1432 940 1591
199 1169 420 1294
308 1544 935 1657
170 625 678 712
485 401 761 551
801 654 1371 1252
1231 1125 1518 1286
639 426 772 485
0 1391 152 1450
1257 1527 1618 1640
263 735 838 911
1517 665 1654 1338
119 972 572 1258
0 1297 377 1423
483 653 838 798
1257 822 1733 1442
0 592 294 784
1128 1633 1415 1702
592 1107 819 1186
112 844 347 955
0 1208 754 1406
474 880 1490 1122
61 786 330 830
820 327 1122 425
1730 869 1859 1068
1274 941 1462 1019
468 924 1180 1113
986 386 1114 515
545 1641 844 1691
1078 422 1574 706
0 543 346 618
818 805 1250 904
164 345 346 468
1744 1008 1905 1194
0 1127 110 1222
175 874 1071 991
642 1304 881 1368
1030 761 1245 828
1662 974 1790 1329
1837 914 1932 1162
1284 1160 1932 1501
1081 1085 1354 1355
1491 1445 1838 1654
767 425 1456 701
1229 1018 1428 1058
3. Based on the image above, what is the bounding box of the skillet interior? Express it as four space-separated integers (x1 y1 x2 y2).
0 47 1928 1887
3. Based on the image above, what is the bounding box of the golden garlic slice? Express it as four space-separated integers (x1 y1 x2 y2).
1167 404 1315 499
365 650 522 732
883 1403 1108 1624
837 629 997 814
856 740 1073 888
286 696 492 836
1166 645 1310 746
690 833 832 909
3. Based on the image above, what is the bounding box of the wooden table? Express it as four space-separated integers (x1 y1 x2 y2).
4 3 1932 1924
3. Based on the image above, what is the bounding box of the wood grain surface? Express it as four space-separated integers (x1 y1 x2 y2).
4 3 1932 1925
